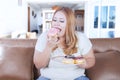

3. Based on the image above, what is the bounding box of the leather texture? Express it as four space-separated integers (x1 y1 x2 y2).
0 38 120 80
86 38 120 80
0 39 37 80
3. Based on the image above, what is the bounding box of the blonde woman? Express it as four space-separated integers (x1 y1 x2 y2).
34 7 95 80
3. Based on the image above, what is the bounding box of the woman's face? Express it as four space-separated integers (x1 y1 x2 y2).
52 11 67 37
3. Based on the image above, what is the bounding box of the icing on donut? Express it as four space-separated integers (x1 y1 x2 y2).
47 27 61 41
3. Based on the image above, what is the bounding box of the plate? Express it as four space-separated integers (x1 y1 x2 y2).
51 56 85 65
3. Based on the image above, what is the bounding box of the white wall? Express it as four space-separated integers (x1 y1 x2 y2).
115 1 120 37
37 11 43 34
28 5 43 34
29 6 38 31
0 0 28 35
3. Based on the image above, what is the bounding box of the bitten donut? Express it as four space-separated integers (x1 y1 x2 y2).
47 27 61 41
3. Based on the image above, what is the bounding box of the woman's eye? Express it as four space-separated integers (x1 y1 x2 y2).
60 21 64 23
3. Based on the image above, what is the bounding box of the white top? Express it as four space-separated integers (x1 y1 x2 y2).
35 31 92 80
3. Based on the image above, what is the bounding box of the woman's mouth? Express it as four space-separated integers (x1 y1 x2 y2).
53 27 61 32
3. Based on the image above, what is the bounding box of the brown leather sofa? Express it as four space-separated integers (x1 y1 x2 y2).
0 38 120 80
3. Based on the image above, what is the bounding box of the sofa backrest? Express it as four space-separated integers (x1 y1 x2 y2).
86 38 120 80
0 39 37 80
90 38 120 53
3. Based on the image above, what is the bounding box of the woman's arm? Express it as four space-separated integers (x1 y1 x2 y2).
34 37 58 70
33 47 52 70
78 48 95 69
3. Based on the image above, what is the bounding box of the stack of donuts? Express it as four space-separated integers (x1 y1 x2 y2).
62 56 85 64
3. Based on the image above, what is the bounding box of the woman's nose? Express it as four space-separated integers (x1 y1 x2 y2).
55 21 60 26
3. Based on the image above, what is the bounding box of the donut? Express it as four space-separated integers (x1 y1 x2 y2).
62 56 85 64
74 59 85 64
47 27 61 41
62 58 74 64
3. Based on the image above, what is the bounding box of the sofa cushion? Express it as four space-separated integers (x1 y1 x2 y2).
86 51 120 80
0 39 36 80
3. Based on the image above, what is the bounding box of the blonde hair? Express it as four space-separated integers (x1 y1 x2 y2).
53 7 78 55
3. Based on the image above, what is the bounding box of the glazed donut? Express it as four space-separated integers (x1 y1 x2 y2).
62 56 85 64
47 27 61 41
62 58 74 64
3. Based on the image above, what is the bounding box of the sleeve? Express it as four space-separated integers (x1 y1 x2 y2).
78 32 92 55
35 32 47 52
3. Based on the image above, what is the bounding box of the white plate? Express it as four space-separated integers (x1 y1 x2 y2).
51 56 83 65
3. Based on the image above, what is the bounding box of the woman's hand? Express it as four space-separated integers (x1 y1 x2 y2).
56 35 67 49
47 35 58 50
77 58 87 68
34 36 59 69
77 48 95 69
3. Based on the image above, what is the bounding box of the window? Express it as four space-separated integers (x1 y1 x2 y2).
94 6 115 29
100 6 108 28
109 6 115 28
94 6 98 28
94 6 116 38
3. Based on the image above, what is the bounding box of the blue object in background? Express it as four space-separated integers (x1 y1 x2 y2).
108 31 114 38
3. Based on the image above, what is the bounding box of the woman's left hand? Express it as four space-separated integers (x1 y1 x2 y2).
77 48 95 69
77 58 87 68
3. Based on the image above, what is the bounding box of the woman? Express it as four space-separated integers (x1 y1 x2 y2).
34 7 95 80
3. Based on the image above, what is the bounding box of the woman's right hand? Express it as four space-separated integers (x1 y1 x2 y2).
34 37 58 69
46 36 58 50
